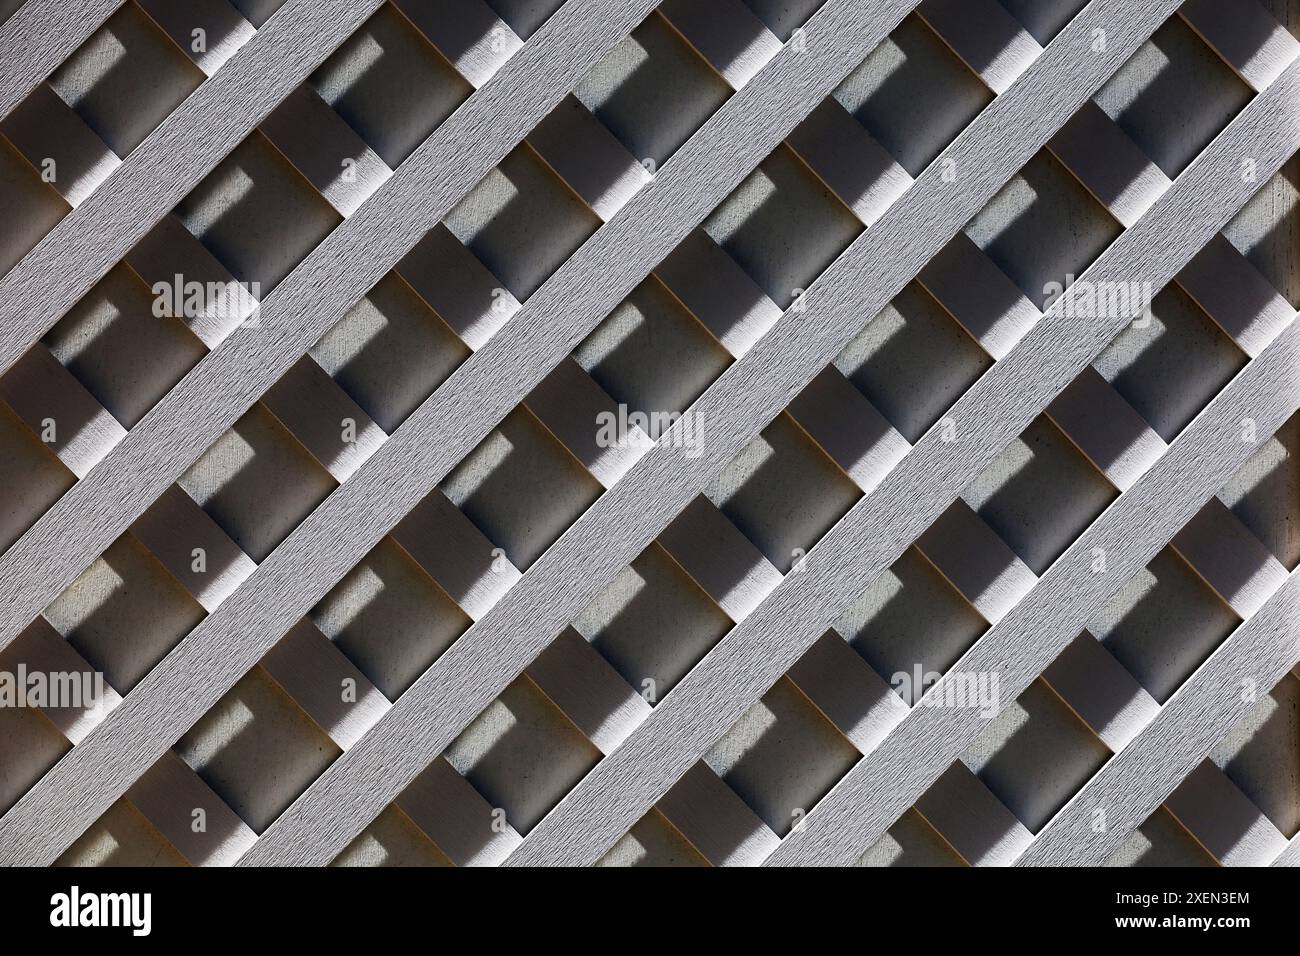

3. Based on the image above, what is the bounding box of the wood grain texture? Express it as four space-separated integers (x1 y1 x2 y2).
2 0 1296 870
236 0 929 867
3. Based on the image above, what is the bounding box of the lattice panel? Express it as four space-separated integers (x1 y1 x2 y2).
0 0 1297 868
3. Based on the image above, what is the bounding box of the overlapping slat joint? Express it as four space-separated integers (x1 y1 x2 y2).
0 0 1296 869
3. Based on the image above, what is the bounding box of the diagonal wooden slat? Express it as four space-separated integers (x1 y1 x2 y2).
0 0 924 865
0 0 384 373
511 63 1300 866
771 311 1300 866
1039 631 1159 753
238 0 1190 866
1020 568 1300 866
0 0 664 654
134 0 257 78
0 0 121 120
914 762 1033 865
124 751 258 867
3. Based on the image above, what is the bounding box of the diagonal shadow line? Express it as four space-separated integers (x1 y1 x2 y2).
238 0 1185 866
511 57 1300 868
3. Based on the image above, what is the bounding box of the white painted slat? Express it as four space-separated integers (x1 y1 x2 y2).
1176 235 1296 358
1021 571 1300 866
1165 760 1288 865
1 82 118 206
654 229 783 358
394 757 522 865
393 0 523 89
220 0 925 868
657 496 783 622
1042 632 1159 751
259 619 390 750
124 214 260 349
786 631 908 753
126 750 257 866
258 85 391 217
524 357 650 488
390 490 522 621
0 0 1170 868
525 628 650 754
50 0 1279 874
1044 96 1296 361
917 0 1040 95
135 0 256 77
916 501 1037 625
1048 100 1169 228
4 617 120 745
917 234 1040 361
1274 837 1300 866
394 224 519 351
656 763 779 866
0 0 122 120
1042 93 1296 367
128 485 257 612
0 344 125 478
0 0 390 378
771 303 1300 867
506 30 1299 871
1179 0 1300 93
239 0 1193 869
